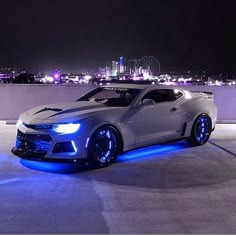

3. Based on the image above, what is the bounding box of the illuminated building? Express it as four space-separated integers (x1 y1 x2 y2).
53 70 61 81
106 66 111 77
0 67 25 78
99 67 106 78
112 61 118 76
119 56 124 73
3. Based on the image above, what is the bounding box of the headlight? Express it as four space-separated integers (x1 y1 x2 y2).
52 123 81 134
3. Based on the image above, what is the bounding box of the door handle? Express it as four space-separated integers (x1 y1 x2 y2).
170 107 178 112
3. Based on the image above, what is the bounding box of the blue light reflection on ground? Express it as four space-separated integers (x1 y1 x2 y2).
117 141 189 162
20 160 81 174
0 153 9 160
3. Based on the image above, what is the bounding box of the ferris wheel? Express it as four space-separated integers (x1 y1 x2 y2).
139 56 160 76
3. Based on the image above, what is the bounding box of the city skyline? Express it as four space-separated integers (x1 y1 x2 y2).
0 0 235 73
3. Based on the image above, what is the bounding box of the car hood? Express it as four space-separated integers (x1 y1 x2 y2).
20 101 119 124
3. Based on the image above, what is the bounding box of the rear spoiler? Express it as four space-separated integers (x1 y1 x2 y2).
190 91 214 100
190 91 213 95
202 91 213 95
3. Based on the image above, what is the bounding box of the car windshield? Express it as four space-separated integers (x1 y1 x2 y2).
77 87 141 107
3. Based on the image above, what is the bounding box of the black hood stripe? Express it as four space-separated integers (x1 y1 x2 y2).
47 104 105 118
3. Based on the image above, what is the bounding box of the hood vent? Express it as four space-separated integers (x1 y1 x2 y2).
33 107 63 115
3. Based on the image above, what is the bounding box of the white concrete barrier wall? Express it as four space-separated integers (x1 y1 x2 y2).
0 84 96 120
0 84 235 121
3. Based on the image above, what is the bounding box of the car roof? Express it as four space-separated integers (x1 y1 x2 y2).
102 83 181 91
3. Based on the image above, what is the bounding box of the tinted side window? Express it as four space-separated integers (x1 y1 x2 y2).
143 89 176 103
174 90 183 100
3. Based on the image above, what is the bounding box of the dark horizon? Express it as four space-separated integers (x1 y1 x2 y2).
0 0 235 73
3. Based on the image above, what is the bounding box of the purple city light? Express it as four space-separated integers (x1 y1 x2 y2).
53 70 61 81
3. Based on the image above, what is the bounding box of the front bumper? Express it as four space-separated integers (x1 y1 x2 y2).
11 147 88 163
12 128 88 162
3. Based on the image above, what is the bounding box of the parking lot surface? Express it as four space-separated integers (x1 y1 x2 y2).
0 122 236 234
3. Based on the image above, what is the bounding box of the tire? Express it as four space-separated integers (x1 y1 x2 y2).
88 126 122 168
188 113 212 146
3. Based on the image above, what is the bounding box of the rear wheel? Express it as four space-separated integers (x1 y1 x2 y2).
88 126 122 168
188 114 212 146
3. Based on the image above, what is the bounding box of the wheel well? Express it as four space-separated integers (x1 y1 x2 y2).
194 113 212 123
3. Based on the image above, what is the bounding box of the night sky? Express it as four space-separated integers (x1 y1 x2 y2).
0 0 235 73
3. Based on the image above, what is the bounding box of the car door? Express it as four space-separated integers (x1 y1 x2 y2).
133 89 183 148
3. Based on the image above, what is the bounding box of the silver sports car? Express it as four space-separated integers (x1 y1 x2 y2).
12 84 217 167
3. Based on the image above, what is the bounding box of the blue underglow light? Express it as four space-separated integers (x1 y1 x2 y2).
100 131 106 135
118 142 189 162
106 131 111 139
109 141 112 149
71 141 77 153
53 123 80 134
105 150 111 158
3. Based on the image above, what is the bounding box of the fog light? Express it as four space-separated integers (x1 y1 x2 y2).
53 141 78 153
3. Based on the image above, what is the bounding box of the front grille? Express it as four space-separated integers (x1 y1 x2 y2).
16 130 52 157
23 123 52 130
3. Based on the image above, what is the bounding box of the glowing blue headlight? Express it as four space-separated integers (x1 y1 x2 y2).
53 123 81 134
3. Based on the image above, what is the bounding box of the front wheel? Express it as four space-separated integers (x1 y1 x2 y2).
188 114 212 146
88 126 122 168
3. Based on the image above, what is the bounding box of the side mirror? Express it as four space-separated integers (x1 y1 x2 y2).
142 99 155 106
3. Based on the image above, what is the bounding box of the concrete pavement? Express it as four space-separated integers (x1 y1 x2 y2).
0 123 236 234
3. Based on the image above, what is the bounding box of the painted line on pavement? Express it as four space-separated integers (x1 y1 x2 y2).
209 141 236 158
0 178 19 185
